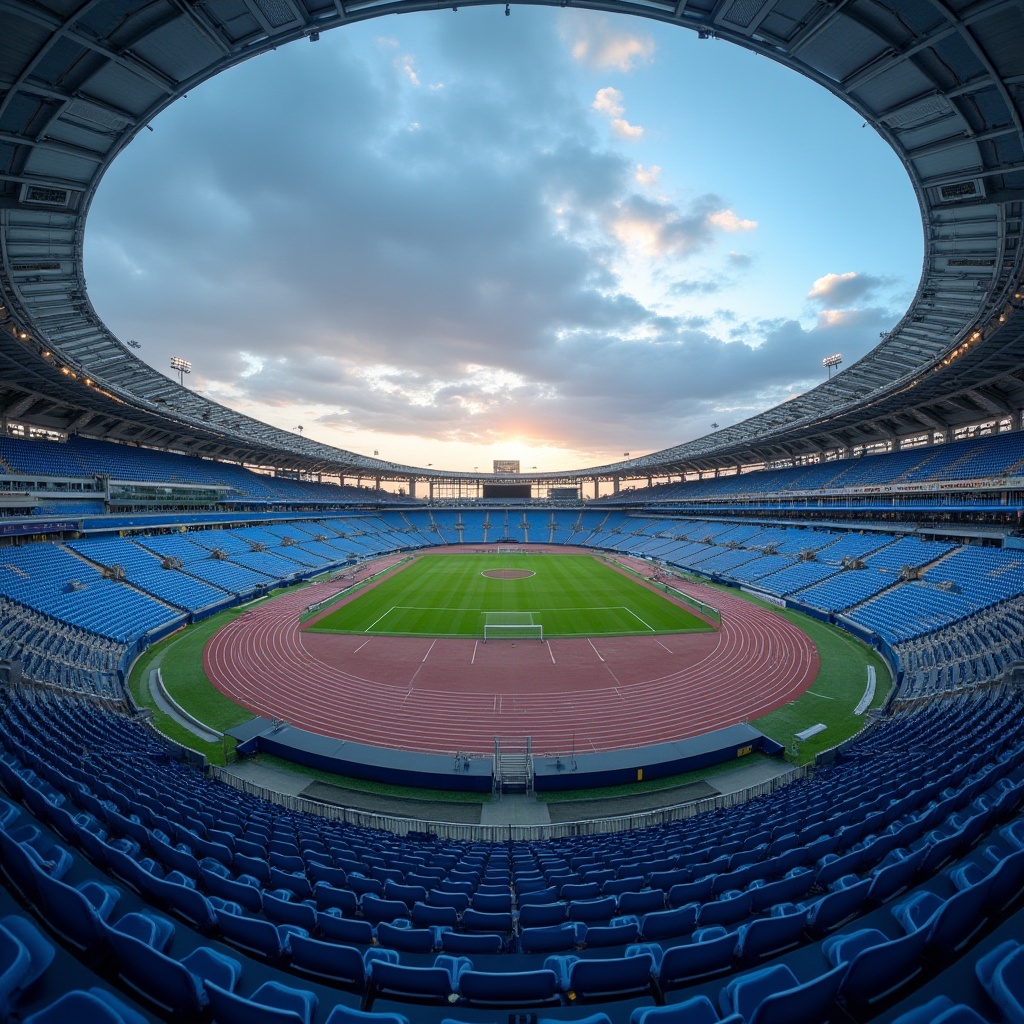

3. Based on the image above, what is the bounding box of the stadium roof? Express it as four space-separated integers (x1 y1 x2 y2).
1 0 1022 482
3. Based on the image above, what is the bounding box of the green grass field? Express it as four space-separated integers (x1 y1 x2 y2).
306 553 713 638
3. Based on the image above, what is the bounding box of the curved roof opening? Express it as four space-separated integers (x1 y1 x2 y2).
83 7 921 474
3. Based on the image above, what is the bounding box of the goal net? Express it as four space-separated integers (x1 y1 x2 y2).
482 612 544 642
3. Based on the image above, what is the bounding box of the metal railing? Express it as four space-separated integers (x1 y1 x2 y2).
208 763 810 842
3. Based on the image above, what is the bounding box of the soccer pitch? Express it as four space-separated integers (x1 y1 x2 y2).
307 553 714 639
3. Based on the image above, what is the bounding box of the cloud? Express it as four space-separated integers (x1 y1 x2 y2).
592 87 644 140
592 86 624 116
565 15 655 72
635 164 660 187
708 209 758 232
669 279 725 296
82 9 907 464
606 193 745 260
398 54 421 86
807 271 887 306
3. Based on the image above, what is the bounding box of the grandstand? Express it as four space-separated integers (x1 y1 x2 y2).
2 0 1024 1016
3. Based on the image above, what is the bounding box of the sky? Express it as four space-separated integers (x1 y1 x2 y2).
84 6 922 474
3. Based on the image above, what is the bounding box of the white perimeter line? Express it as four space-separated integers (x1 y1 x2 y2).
588 638 605 663
806 691 835 700
363 607 395 633
622 606 656 633
548 643 556 665
472 641 478 665
654 638 673 653
353 638 372 654
422 639 437 663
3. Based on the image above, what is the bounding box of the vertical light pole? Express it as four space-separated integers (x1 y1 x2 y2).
823 353 843 379
170 356 191 386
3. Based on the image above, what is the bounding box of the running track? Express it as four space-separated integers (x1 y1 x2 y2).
204 553 819 756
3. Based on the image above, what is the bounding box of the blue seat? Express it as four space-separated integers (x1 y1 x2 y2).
618 890 666 915
205 979 318 1024
697 890 753 929
215 906 303 961
22 987 150 1024
0 916 55 1018
718 959 843 1024
893 880 991 958
102 919 242 1015
34 870 120 954
568 896 618 924
584 916 640 947
975 939 1024 1024
319 911 375 945
736 904 808 962
630 997 731 1024
830 927 928 1014
461 908 514 933
439 930 503 954
640 904 698 942
411 902 458 929
546 949 655 1000
294 933 389 989
890 995 991 1024
376 921 435 953
361 894 410 925
520 923 583 954
323 1004 411 1024
519 901 567 928
459 967 560 1005
471 892 512 913
262 891 318 932
370 954 469 1002
201 866 264 912
657 930 737 988
805 878 871 937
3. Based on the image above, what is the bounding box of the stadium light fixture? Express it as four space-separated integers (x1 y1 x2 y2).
823 353 843 378
127 339 141 349
170 356 192 386
296 425 303 436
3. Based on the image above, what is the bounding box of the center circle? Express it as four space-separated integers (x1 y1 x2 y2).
480 569 536 580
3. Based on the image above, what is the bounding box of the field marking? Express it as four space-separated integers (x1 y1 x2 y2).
548 643 556 665
621 606 657 633
587 639 605 663
471 641 478 665
655 638 674 654
353 637 372 654
363 606 398 633
422 639 437 663
805 691 835 700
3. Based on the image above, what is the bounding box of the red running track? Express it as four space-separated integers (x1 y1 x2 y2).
204 553 819 756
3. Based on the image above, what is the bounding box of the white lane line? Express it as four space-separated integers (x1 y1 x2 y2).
422 639 437 663
655 638 673 654
353 638 372 654
472 641 478 665
548 643 556 665
588 638 605 663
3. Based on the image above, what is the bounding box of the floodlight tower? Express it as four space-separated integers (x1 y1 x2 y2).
170 356 192 386
823 353 843 379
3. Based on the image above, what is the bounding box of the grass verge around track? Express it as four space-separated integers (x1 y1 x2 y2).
306 552 712 638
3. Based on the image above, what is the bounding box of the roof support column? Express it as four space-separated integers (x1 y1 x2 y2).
408 476 417 499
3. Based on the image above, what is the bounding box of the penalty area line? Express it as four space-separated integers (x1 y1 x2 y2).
363 606 396 633
622 606 656 633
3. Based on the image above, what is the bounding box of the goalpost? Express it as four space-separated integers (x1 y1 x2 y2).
482 612 544 642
